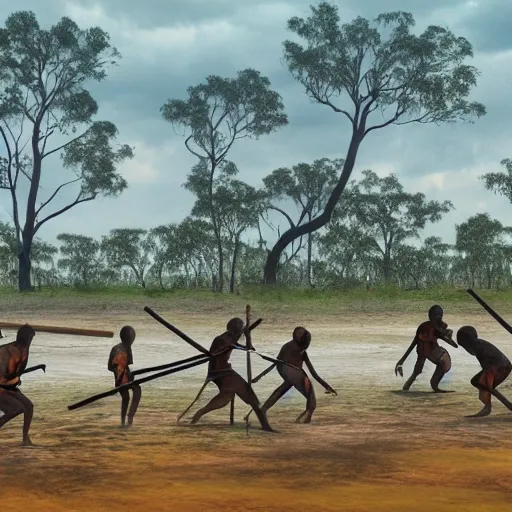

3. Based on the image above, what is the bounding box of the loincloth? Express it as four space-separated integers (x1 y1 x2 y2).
425 346 448 364
207 366 235 383
113 369 134 388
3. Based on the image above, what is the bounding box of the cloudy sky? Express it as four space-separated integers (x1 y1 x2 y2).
0 0 511 251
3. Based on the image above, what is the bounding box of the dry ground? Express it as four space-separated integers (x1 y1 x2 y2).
1 294 512 511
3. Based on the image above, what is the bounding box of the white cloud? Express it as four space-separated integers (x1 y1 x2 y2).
417 164 492 193
118 154 158 184
65 2 239 60
418 172 447 192
116 139 188 185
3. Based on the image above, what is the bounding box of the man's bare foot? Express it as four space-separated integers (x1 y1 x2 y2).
465 405 491 418
21 437 34 447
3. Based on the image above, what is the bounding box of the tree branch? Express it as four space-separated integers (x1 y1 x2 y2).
296 206 311 226
309 90 354 124
41 130 89 159
363 106 406 136
285 235 304 263
35 178 82 217
267 205 296 229
394 112 432 125
34 194 96 236
0 126 22 246
184 135 208 160
260 212 276 232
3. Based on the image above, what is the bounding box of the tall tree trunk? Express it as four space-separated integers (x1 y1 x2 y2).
382 254 392 283
207 160 224 293
307 212 313 287
263 131 364 284
229 237 241 294
18 241 32 292
18 124 43 292
192 263 199 288
130 265 146 288
216 237 224 293
158 262 165 290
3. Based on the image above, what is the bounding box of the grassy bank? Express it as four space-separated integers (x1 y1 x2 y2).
0 284 510 316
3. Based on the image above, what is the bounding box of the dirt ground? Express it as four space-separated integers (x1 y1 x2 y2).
2 300 512 511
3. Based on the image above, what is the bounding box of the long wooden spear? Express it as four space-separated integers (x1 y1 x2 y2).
143 307 211 355
229 391 235 425
68 357 210 410
131 354 208 377
251 363 275 383
230 307 256 426
144 306 262 345
0 321 113 338
467 288 512 334
244 304 253 434
1 365 47 388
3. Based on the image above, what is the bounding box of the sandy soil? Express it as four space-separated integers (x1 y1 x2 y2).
1 304 512 511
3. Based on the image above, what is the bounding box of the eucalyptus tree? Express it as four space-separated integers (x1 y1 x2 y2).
263 2 485 283
161 69 287 291
0 11 133 290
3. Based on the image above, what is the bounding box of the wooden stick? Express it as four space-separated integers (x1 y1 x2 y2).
131 354 208 377
177 380 211 423
248 318 262 331
467 289 512 335
490 388 512 411
22 364 46 375
229 396 235 425
251 351 302 371
245 304 253 435
144 306 263 355
0 321 113 338
68 357 210 410
251 363 276 383
143 307 211 355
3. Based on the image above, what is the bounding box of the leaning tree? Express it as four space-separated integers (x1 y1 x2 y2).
263 2 486 284
263 157 340 286
0 11 133 291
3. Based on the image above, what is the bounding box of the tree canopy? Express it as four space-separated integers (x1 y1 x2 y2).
263 2 486 284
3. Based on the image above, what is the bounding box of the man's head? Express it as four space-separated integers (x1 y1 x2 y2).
120 325 136 346
456 325 478 352
293 327 311 350
16 324 36 346
226 317 245 341
428 305 444 324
